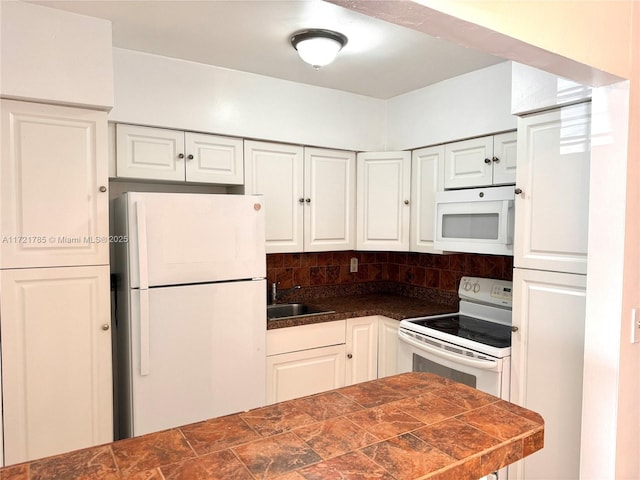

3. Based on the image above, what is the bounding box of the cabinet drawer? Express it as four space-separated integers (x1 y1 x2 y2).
267 320 346 356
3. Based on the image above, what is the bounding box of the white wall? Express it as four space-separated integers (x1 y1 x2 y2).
109 48 386 152
511 62 592 115
385 61 516 150
0 1 113 109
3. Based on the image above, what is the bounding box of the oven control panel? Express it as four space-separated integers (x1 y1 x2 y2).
459 276 513 307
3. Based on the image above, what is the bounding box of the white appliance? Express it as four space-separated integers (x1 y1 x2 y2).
112 192 267 439
398 276 513 479
434 185 515 256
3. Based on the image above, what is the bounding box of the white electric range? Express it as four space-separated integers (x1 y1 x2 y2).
398 276 513 400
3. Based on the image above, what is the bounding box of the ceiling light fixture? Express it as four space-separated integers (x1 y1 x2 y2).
290 29 348 70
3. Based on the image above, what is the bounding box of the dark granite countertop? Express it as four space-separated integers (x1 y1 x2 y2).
266 286 459 330
0 372 544 480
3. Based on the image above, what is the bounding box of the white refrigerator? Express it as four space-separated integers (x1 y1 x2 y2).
112 192 266 438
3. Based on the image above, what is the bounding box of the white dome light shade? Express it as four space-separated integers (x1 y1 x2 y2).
291 29 348 69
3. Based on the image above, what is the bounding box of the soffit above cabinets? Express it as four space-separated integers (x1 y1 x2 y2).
25 0 504 99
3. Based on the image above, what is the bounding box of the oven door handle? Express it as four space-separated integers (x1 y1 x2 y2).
398 330 499 370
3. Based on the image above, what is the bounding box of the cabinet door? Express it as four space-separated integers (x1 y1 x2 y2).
266 344 346 404
356 151 411 251
0 100 109 268
510 268 586 480
410 145 444 253
443 136 493 189
1 265 112 465
345 317 378 385
377 316 399 378
492 131 518 185
244 141 304 253
116 124 185 181
184 132 244 184
514 103 590 274
304 147 356 252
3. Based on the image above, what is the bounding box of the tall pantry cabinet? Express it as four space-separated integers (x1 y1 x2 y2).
0 100 113 465
510 102 591 480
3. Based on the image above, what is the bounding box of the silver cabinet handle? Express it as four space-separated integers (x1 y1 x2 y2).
305 198 311 203
403 200 409 205
347 353 353 359
99 186 107 193
187 154 194 160
101 324 110 331
178 153 185 159
484 158 491 164
298 198 305 204
511 326 519 333
515 187 523 195
492 156 500 163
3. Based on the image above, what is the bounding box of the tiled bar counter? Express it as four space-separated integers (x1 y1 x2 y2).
0 373 543 480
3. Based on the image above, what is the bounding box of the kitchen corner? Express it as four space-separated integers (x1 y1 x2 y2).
264 250 512 329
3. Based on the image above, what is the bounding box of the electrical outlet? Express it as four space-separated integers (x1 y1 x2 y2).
632 308 640 344
350 257 358 273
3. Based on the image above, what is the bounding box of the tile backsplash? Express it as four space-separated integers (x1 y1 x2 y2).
267 251 513 293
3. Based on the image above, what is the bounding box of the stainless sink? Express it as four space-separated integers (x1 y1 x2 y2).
267 303 334 320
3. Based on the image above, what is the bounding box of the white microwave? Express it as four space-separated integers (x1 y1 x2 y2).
434 185 515 256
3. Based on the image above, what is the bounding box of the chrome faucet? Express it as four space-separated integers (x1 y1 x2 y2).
270 282 300 305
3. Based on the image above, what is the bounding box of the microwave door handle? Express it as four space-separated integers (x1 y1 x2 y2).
497 200 511 244
398 330 499 370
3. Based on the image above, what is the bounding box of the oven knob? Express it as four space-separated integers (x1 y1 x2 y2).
464 281 472 291
473 282 480 293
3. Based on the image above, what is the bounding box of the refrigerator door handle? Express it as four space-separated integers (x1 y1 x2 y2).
139 288 150 376
135 201 149 290
136 200 151 376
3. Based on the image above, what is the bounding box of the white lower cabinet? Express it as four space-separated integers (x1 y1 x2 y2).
0 265 113 465
377 316 400 378
266 344 347 404
266 321 346 404
509 267 587 480
266 317 380 404
345 316 378 385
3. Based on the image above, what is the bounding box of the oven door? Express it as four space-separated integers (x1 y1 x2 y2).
397 329 510 400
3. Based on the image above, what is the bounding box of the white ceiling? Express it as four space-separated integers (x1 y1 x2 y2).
27 0 505 99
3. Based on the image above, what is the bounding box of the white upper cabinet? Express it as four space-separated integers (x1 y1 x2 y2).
244 140 305 253
492 131 519 185
116 124 244 185
514 103 590 274
0 100 109 268
410 145 445 253
444 132 517 189
357 151 411 251
245 140 355 253
183 131 243 184
304 147 356 252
